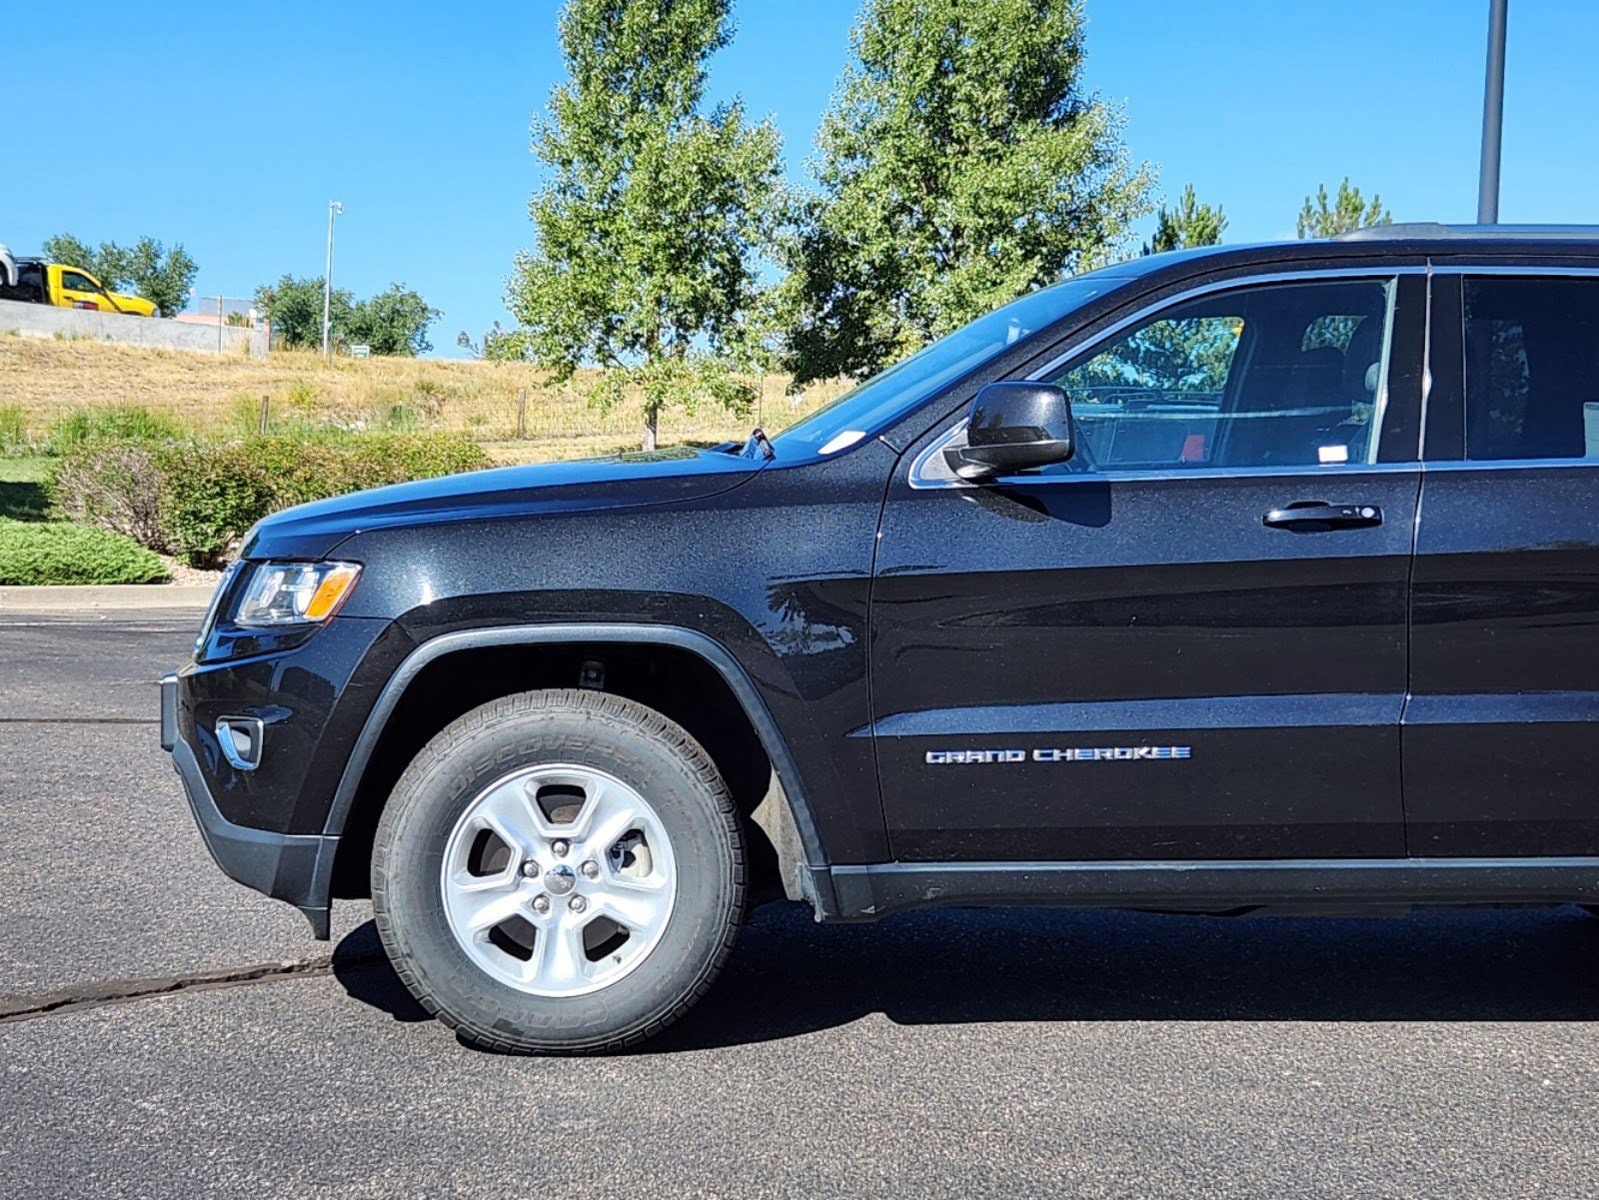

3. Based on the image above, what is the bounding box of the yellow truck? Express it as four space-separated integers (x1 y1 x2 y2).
0 244 158 317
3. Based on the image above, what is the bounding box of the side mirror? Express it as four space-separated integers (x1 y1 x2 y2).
943 382 1075 481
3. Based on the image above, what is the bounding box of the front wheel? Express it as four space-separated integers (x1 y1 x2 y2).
371 688 745 1053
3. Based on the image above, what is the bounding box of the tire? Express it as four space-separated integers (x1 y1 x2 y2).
371 688 745 1054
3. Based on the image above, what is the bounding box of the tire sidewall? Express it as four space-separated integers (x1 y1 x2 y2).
374 694 740 1049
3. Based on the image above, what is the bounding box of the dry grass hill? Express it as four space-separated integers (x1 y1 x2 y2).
0 335 850 463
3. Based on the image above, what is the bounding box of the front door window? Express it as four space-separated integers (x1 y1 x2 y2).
1052 278 1396 473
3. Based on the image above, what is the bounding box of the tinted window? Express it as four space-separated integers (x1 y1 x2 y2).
1044 278 1395 473
60 270 97 292
1465 277 1599 461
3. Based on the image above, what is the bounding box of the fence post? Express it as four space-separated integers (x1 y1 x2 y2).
517 388 527 440
258 394 270 436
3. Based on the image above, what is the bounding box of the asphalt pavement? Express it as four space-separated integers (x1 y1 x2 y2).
4 608 1599 1198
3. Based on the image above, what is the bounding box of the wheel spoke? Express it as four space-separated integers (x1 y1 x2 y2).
530 916 590 988
594 887 668 938
449 865 516 894
584 800 643 859
453 884 528 935
472 786 541 859
605 857 669 893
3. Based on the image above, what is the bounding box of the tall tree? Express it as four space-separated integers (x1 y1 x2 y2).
782 0 1153 385
348 284 441 356
1142 184 1227 255
1297 179 1392 238
40 233 98 275
254 275 353 350
42 233 197 315
505 0 784 450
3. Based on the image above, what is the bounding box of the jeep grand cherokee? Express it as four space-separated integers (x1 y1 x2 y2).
165 224 1599 1052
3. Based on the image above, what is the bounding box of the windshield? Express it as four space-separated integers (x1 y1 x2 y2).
770 276 1124 457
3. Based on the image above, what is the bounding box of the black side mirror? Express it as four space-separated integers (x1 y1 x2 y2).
943 382 1075 481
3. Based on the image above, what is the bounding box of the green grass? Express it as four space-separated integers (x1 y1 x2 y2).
44 405 186 454
0 518 169 585
0 456 51 521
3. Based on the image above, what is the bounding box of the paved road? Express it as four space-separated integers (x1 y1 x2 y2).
4 611 1599 1198
0 612 368 994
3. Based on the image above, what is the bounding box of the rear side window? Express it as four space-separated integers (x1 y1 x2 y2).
1047 277 1395 473
1465 277 1599 461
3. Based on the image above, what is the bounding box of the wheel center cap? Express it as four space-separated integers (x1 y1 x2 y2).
544 864 576 895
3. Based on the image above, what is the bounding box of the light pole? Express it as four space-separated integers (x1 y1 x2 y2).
322 200 344 358
1478 0 1508 224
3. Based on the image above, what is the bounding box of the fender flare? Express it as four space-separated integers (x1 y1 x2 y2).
307 622 837 917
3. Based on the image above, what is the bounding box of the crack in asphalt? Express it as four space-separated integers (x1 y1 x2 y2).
0 952 386 1024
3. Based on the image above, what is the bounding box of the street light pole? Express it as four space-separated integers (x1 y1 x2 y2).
322 200 344 358
1477 0 1508 224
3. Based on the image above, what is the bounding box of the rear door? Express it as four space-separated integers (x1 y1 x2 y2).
1406 268 1599 855
870 269 1427 863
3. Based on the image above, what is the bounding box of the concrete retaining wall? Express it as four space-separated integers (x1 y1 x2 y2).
0 298 268 357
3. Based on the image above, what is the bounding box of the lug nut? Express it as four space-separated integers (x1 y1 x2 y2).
551 839 570 858
532 895 550 915
569 895 588 914
521 859 540 878
580 860 600 879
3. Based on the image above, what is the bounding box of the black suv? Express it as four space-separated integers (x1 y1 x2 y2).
164 224 1599 1052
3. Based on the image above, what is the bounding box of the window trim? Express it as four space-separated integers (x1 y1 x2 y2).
909 266 1425 490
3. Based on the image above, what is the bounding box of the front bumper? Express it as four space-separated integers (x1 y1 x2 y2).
163 672 335 938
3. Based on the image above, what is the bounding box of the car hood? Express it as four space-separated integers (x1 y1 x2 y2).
241 445 765 561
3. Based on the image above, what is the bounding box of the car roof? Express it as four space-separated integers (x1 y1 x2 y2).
1085 223 1599 291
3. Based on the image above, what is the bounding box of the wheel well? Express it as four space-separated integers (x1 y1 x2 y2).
329 642 783 901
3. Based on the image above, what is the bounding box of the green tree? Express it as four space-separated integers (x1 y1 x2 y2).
42 233 197 315
116 238 198 319
1143 184 1227 255
504 0 785 450
254 275 353 350
1297 178 1393 238
41 234 98 275
347 284 440 356
782 0 1153 385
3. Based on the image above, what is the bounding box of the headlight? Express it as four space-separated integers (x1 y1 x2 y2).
234 561 362 627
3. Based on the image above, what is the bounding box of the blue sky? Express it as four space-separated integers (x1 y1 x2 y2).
8 1 1596 357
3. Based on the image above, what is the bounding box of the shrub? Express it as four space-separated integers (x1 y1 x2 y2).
156 442 276 568
46 406 185 453
159 433 489 567
48 429 490 568
49 441 169 551
0 518 169 585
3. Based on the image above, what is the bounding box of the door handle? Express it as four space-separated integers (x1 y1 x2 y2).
1262 502 1382 530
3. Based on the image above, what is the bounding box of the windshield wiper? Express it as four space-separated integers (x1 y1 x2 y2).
748 427 776 461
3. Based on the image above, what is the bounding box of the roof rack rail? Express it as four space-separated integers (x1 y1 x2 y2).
1334 222 1599 242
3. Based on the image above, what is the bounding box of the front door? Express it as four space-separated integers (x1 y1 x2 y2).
56 268 107 311
870 271 1426 862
